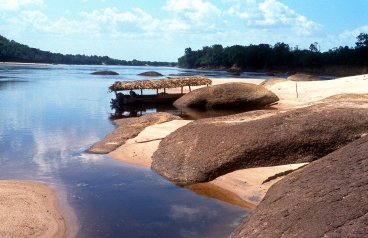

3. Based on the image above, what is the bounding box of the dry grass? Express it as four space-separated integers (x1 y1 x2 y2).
109 76 212 91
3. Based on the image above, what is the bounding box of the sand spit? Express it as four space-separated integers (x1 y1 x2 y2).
0 180 67 238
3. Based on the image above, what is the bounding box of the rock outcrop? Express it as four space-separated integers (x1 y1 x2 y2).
86 112 181 154
259 78 289 87
138 71 163 76
287 73 321 81
152 100 368 184
230 133 368 238
173 82 279 109
91 70 119 75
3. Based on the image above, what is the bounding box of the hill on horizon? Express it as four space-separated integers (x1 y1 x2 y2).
0 35 176 67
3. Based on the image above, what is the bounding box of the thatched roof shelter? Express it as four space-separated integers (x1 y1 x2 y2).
108 76 212 92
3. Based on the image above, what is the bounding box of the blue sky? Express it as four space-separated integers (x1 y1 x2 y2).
1 0 367 62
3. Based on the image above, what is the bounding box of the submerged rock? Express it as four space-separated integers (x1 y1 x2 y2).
152 99 368 184
173 82 279 109
230 133 368 238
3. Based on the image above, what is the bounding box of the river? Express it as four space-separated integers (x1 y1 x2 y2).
0 64 257 237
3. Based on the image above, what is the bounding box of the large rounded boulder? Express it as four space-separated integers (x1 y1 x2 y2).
138 71 163 76
230 133 368 238
91 70 119 75
152 98 368 184
173 82 279 109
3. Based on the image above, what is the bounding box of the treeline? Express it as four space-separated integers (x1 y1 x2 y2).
0 35 176 66
178 33 368 71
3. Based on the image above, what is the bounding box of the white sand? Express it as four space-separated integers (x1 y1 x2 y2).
209 163 308 206
0 180 67 238
264 74 368 109
109 120 192 167
108 74 368 208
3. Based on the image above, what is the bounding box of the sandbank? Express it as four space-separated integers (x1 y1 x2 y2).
108 74 368 208
264 74 368 109
0 180 67 238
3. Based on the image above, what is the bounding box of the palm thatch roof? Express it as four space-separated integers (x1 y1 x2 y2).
108 76 212 92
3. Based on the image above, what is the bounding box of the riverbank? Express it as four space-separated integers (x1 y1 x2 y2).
107 74 368 208
0 180 67 238
0 62 53 66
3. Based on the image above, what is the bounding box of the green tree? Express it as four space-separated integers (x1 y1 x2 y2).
355 33 368 48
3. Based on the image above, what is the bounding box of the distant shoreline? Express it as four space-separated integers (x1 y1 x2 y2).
0 62 53 66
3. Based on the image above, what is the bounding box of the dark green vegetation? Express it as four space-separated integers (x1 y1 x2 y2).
0 35 176 66
178 33 368 73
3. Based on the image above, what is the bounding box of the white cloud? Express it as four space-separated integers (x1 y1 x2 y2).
228 0 323 36
163 0 223 31
335 26 368 47
79 7 159 35
7 10 99 36
2 0 354 59
339 26 368 40
0 0 44 11
169 205 218 221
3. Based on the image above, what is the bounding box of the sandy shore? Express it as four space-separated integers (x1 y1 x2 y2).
108 74 368 208
264 74 368 109
0 180 67 238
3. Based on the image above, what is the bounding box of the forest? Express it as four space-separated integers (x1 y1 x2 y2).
0 35 176 67
178 33 368 73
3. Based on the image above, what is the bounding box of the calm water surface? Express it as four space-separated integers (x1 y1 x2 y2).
0 64 254 237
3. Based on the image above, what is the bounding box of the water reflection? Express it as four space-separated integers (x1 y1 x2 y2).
109 103 185 120
110 103 277 120
0 64 251 238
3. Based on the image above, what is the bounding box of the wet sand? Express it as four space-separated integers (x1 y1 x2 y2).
0 180 67 238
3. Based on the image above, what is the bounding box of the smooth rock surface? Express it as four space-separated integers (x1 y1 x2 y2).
91 70 119 75
287 73 321 81
173 82 279 109
230 133 368 238
86 112 181 154
152 101 368 184
138 71 163 76
259 77 289 87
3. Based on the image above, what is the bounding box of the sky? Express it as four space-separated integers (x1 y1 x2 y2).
1 0 367 62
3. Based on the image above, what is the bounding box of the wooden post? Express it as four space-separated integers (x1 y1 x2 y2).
181 87 183 94
189 86 191 92
164 88 166 93
156 89 159 95
141 89 143 95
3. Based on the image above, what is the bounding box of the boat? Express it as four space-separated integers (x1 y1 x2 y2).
109 76 212 108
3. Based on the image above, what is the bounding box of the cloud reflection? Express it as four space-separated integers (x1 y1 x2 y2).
31 127 106 174
169 204 219 222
